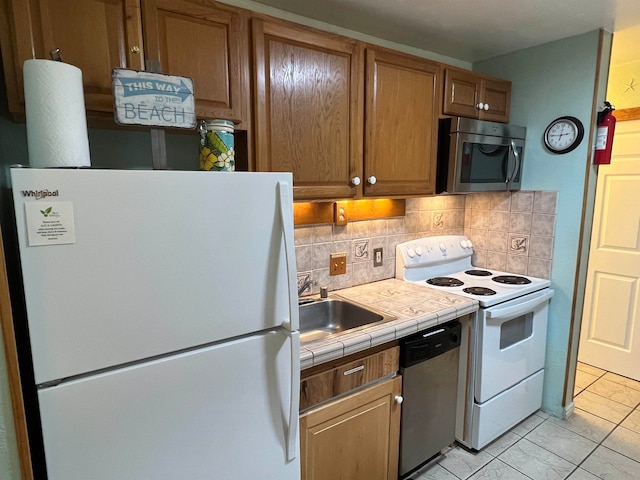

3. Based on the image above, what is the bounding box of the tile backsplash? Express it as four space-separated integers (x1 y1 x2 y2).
295 191 557 295
464 191 557 279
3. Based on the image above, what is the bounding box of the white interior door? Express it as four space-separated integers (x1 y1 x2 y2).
579 119 640 381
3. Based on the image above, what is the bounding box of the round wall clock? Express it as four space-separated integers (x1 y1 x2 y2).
543 116 584 154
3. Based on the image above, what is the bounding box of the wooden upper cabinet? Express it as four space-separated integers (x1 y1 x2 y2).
142 0 249 127
1 0 144 116
252 19 364 200
364 48 439 197
0 0 249 124
443 68 511 123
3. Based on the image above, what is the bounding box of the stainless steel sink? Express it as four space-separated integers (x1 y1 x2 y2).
299 297 394 344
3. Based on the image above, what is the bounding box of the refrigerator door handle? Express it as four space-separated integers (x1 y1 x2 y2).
277 180 299 331
286 331 300 462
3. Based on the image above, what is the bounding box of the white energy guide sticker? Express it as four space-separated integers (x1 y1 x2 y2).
24 201 76 246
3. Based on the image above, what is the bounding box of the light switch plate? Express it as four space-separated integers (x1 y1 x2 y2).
373 247 383 267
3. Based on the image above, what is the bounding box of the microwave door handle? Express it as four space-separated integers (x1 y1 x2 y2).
507 141 520 189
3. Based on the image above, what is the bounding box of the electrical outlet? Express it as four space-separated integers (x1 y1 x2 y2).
373 247 383 267
330 252 347 276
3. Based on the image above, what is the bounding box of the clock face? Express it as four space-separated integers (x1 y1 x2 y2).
544 116 584 154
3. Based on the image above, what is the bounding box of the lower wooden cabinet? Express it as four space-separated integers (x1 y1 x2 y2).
300 375 402 480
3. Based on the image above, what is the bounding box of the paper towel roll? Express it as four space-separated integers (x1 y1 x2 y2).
23 59 91 168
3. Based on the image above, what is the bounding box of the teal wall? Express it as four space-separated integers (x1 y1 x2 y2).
475 30 609 417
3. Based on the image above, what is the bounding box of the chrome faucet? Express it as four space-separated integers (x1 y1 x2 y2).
298 278 313 296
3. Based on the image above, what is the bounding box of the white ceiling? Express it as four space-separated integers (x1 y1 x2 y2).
250 0 640 65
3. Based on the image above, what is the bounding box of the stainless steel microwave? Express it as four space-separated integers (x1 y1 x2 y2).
436 117 526 193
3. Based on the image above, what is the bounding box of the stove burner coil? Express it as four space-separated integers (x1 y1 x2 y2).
426 277 464 287
463 287 497 296
465 269 493 277
492 275 531 285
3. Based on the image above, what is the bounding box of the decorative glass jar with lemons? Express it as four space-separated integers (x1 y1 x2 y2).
199 119 235 171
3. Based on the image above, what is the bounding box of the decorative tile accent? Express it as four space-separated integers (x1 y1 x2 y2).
433 211 445 229
353 238 369 261
509 234 529 255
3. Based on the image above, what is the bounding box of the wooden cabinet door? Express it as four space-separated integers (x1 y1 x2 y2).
142 0 249 127
300 376 402 480
480 78 511 123
253 19 363 200
443 68 511 123
443 68 480 118
364 48 439 197
3 0 144 115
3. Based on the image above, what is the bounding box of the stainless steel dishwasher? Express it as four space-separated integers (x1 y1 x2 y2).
399 320 462 478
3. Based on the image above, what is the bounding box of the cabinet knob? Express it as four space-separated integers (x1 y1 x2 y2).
367 175 377 185
476 102 484 110
130 46 141 54
484 103 490 111
351 176 361 186
395 395 404 405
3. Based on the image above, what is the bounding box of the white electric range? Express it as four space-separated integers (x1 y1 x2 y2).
396 235 554 450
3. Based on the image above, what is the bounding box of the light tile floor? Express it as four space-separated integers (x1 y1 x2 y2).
408 362 640 480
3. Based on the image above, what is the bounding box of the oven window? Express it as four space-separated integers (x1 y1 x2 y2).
500 313 533 349
460 142 510 183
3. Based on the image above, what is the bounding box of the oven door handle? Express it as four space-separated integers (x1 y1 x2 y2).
485 289 554 321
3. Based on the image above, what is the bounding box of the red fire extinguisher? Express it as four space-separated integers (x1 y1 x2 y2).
594 101 616 165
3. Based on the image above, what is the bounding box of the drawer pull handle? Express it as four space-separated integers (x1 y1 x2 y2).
343 365 365 376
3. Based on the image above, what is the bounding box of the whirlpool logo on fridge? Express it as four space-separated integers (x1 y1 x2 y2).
21 189 59 200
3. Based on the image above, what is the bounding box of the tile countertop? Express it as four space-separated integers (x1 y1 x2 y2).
299 278 479 370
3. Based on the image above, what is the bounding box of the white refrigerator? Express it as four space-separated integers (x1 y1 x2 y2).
10 168 300 479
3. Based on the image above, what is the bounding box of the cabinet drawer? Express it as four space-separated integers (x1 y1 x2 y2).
300 346 399 410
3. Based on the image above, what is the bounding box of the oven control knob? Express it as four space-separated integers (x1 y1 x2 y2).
439 242 446 252
467 240 473 248
407 248 416 258
460 240 468 248
415 247 423 256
